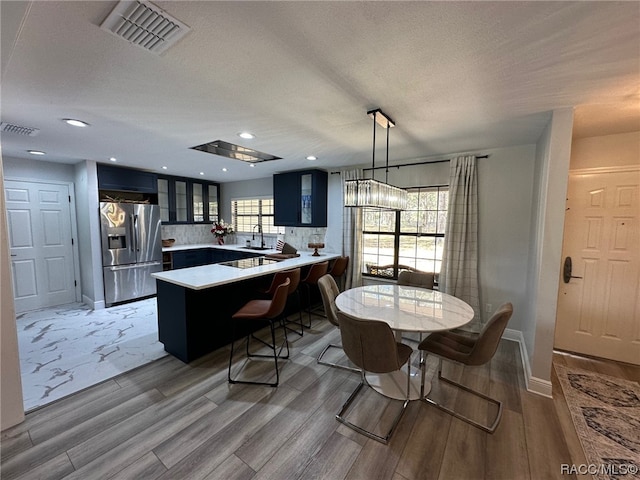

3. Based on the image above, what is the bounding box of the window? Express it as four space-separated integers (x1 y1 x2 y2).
231 198 285 234
362 186 448 279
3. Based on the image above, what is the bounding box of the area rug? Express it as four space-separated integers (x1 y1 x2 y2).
554 364 640 480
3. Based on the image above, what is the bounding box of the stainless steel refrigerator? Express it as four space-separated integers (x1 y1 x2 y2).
100 202 162 306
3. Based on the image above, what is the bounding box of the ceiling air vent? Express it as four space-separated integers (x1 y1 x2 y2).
0 122 40 136
100 1 191 55
190 140 282 163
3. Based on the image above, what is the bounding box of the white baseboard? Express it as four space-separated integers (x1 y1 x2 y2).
82 294 105 310
503 328 552 398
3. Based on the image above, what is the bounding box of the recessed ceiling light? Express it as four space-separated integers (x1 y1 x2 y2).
63 118 90 127
222 168 228 172
162 166 168 170
109 157 117 162
238 132 255 139
27 150 45 155
199 172 204 175
306 155 317 161
249 164 255 167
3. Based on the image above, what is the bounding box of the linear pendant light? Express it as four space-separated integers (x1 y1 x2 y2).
344 109 408 210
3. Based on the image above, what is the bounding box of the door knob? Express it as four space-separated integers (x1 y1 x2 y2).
563 257 583 283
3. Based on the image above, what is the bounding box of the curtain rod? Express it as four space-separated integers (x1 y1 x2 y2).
330 154 489 174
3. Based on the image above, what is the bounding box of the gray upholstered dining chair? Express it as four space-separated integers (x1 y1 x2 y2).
418 302 513 433
316 274 359 372
335 310 413 444
397 270 435 344
397 270 435 289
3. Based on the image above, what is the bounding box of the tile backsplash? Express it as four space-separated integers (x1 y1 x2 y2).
161 224 331 253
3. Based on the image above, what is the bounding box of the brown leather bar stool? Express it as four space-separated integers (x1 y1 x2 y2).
261 268 303 337
300 261 328 328
228 278 291 387
328 256 349 292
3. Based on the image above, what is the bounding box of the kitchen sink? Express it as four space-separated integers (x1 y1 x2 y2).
244 246 270 250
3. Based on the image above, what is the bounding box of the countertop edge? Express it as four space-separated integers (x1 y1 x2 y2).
152 252 340 290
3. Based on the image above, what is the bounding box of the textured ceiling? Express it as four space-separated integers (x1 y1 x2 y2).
1 1 638 182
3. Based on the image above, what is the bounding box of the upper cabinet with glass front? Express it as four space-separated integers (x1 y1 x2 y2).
158 174 219 224
273 169 327 227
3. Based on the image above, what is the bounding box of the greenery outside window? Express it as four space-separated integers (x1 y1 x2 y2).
363 186 448 280
232 198 285 235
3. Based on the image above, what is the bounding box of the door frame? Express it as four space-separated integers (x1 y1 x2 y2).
5 176 82 306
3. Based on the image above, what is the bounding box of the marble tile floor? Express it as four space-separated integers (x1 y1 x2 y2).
16 298 167 412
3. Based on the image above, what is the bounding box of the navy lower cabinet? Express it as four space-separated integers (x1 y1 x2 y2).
156 277 265 363
170 248 260 269
171 249 210 269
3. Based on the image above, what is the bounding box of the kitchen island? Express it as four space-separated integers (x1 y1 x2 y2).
152 250 340 363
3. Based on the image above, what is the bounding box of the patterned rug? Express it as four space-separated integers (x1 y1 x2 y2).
554 364 640 480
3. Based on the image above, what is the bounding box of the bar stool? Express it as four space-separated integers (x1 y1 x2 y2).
228 277 291 387
261 268 303 337
300 261 328 328
328 256 349 292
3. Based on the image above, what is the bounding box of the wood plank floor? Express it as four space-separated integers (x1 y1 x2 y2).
4 312 629 480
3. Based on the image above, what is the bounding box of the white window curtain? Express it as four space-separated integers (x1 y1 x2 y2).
342 169 363 289
439 155 481 328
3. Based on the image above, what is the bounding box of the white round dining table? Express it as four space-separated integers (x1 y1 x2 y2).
335 284 475 400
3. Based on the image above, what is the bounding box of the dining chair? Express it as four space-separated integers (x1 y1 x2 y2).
228 277 291 387
316 274 359 372
418 302 513 433
397 270 435 289
335 311 413 444
260 268 303 337
397 270 435 344
300 261 329 328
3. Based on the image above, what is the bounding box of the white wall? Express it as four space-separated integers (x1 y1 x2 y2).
476 146 536 327
74 160 104 309
0 155 25 430
524 108 574 395
571 130 640 170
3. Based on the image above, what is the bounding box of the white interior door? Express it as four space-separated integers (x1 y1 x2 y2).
5 180 78 312
554 167 640 365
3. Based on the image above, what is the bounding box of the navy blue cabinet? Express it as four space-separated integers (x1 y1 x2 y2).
273 169 327 227
170 248 259 269
98 164 158 193
171 249 210 269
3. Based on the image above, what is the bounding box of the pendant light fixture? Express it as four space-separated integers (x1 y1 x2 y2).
344 108 407 210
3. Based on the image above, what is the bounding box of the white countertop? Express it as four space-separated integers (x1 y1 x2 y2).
152 251 340 290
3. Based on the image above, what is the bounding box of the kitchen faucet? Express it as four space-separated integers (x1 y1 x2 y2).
252 223 265 248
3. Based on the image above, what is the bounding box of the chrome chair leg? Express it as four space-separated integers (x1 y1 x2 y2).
336 367 411 444
421 358 504 433
317 343 360 373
